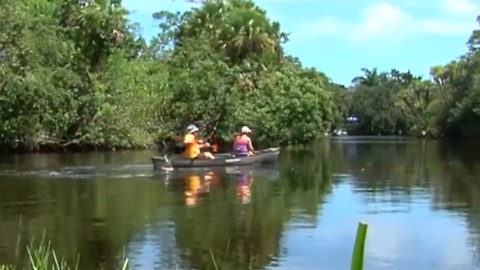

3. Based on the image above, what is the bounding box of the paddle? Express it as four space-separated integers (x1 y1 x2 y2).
205 132 221 152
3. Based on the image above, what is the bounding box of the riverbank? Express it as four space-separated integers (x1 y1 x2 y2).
1 133 478 154
1 0 479 157
0 133 284 154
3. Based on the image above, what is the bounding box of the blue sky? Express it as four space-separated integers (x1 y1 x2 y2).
123 0 479 86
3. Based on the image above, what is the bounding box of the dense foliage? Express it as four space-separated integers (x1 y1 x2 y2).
0 0 338 152
2 0 479 152
335 16 480 137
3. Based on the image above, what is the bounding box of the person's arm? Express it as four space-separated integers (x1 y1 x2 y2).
199 142 210 148
232 135 239 148
247 137 255 153
197 138 211 148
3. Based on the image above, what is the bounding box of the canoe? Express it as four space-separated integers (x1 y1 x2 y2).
151 147 280 170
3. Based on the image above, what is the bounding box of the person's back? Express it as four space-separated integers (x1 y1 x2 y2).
183 133 200 158
233 134 250 156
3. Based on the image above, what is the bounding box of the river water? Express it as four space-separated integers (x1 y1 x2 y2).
0 137 480 269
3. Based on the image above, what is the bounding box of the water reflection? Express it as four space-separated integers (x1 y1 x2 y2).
169 169 278 269
182 171 213 207
2 139 480 269
235 170 253 204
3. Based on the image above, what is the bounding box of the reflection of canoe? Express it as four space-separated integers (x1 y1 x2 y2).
225 166 280 181
151 147 280 170
154 166 279 189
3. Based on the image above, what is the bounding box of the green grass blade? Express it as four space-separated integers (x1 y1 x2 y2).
120 258 129 270
351 222 368 270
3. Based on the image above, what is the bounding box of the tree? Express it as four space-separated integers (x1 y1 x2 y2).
175 0 287 64
351 67 385 87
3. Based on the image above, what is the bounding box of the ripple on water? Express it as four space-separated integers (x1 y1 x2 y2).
0 164 157 179
287 209 318 229
347 180 435 214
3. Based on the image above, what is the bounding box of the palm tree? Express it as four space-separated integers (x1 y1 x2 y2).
175 0 286 64
351 67 382 87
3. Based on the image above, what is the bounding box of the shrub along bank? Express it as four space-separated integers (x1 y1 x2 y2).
1 0 479 152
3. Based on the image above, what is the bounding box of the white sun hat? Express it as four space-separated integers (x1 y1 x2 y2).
241 126 252 133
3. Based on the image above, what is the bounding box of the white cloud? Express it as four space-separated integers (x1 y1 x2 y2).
393 0 436 8
420 20 475 34
349 3 416 43
441 0 480 16
293 1 479 44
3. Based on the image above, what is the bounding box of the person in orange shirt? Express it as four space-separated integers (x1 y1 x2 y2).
182 124 215 159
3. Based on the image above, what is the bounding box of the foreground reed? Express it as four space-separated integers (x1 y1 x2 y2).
0 237 129 270
350 222 368 270
2 223 368 270
207 222 370 270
